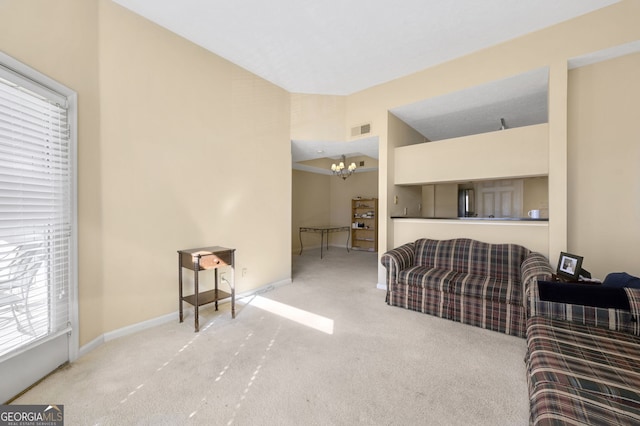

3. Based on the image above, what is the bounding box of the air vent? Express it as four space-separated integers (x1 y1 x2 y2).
351 123 371 137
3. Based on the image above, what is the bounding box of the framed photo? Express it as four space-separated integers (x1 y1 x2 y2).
556 252 583 281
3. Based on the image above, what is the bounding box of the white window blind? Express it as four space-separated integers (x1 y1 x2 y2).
0 65 72 358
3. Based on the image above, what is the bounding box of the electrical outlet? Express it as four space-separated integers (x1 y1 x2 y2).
242 268 247 277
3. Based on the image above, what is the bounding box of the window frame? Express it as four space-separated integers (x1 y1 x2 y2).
0 50 78 363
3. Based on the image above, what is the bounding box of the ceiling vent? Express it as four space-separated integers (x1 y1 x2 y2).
351 123 371 137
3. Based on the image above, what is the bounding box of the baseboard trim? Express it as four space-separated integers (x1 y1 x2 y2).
78 278 293 359
237 278 292 300
104 311 176 343
78 335 104 359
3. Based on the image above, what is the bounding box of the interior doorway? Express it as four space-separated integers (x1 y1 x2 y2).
291 138 379 256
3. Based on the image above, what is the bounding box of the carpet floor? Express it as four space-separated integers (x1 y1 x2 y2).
13 248 530 425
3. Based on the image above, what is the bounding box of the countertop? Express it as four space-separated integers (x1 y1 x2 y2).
390 216 548 221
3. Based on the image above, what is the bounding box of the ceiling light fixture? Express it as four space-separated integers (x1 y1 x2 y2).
330 155 357 180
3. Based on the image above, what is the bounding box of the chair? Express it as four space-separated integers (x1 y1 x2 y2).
0 242 45 335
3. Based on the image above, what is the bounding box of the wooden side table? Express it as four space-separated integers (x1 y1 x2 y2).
178 246 235 332
551 273 601 285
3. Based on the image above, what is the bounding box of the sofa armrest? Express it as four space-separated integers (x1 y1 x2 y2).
521 252 554 312
380 242 415 303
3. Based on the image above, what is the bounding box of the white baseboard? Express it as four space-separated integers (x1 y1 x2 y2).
237 277 292 298
104 311 176 343
78 335 104 359
78 278 293 359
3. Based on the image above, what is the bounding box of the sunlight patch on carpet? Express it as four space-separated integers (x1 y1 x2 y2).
241 295 334 334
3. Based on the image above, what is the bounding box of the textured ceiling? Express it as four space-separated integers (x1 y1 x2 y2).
391 68 549 141
111 0 618 96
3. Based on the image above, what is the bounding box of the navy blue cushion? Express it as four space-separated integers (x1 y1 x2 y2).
602 272 640 288
538 280 630 310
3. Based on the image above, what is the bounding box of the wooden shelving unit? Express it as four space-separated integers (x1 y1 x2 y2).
351 198 378 252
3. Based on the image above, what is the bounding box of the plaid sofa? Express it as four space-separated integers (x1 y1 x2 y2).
381 238 553 337
526 295 640 426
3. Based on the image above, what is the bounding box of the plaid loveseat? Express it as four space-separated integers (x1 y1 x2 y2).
526 290 640 425
381 238 553 337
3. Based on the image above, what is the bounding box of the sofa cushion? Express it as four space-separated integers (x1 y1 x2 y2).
398 267 522 304
527 316 640 413
413 238 529 281
449 273 522 304
398 266 461 292
529 381 640 426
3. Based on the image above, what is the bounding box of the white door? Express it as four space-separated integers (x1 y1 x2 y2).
476 179 523 218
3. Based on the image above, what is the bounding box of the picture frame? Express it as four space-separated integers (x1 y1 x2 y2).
556 252 583 281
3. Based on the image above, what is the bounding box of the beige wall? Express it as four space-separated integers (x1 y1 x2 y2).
394 124 549 184
523 177 549 217
292 170 331 253
1 0 292 345
387 113 424 237
98 2 291 333
393 220 549 258
433 184 458 218
568 52 640 278
290 94 346 141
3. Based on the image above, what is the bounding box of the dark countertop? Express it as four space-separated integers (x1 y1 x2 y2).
390 216 548 221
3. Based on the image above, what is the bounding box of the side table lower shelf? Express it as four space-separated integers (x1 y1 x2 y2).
182 289 232 308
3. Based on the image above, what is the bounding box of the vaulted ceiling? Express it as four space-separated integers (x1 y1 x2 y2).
111 0 621 170
111 0 618 96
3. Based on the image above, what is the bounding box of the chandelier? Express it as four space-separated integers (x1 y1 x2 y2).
330 155 357 180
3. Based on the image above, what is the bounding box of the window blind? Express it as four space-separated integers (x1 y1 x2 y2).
0 66 72 358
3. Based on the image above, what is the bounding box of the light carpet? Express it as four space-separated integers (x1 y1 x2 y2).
13 248 529 425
